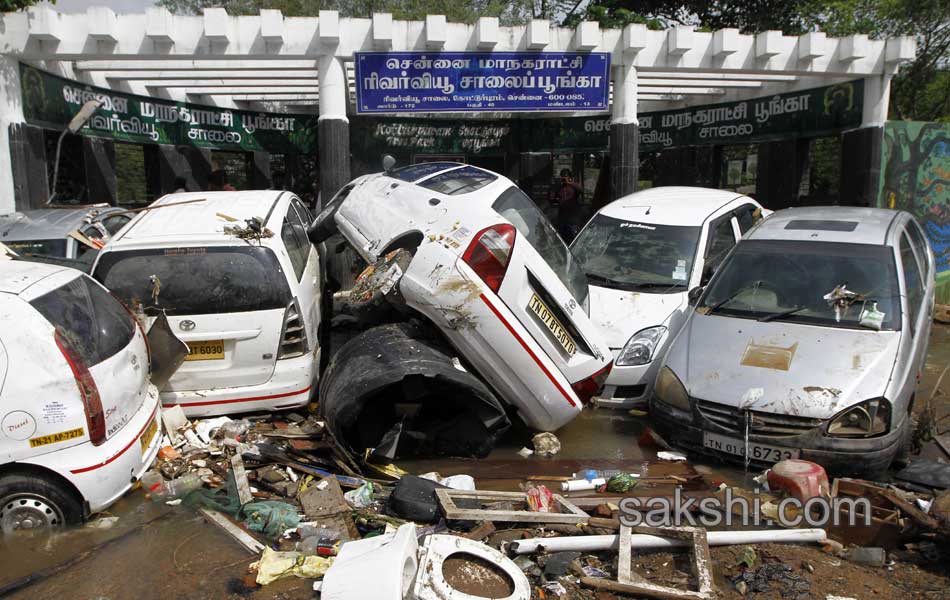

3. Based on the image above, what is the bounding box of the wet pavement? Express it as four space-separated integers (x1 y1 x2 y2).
2 325 949 599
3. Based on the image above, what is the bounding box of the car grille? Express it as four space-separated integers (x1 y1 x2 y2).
696 399 825 437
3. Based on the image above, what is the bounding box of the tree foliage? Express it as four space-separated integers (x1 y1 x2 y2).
1 0 46 11
156 0 574 24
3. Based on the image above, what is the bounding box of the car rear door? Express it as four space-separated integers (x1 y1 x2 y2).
489 186 610 382
93 246 291 392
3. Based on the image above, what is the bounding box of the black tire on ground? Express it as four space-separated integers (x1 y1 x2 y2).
893 415 918 468
318 321 511 459
0 471 84 534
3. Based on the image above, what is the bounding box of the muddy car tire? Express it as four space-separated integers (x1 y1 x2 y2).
893 415 918 468
0 472 83 534
319 321 511 459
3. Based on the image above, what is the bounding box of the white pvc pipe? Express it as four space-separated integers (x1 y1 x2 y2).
561 478 606 492
509 528 827 555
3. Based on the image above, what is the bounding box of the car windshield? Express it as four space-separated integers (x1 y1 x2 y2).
492 186 589 310
571 214 700 292
4 239 68 257
699 240 901 330
418 166 497 195
94 246 292 316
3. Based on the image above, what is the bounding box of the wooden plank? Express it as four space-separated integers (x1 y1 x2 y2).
435 489 589 524
198 508 264 554
581 577 708 600
230 454 253 506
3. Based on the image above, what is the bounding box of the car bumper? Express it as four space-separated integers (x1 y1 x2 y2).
26 386 163 516
649 397 904 476
593 359 661 409
160 352 317 417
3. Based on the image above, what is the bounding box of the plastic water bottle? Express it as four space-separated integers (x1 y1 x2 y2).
575 468 622 481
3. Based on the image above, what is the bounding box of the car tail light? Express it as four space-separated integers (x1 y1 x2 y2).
462 224 516 293
54 330 106 445
278 298 308 359
571 362 613 405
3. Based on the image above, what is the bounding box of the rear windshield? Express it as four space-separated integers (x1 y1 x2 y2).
94 246 292 316
418 166 497 195
389 162 460 182
4 239 68 257
492 187 590 309
30 274 135 366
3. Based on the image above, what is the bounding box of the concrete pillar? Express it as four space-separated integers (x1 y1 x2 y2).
250 151 272 189
318 54 349 208
840 126 883 207
835 73 891 208
609 62 638 200
8 123 49 210
0 56 25 215
82 137 117 205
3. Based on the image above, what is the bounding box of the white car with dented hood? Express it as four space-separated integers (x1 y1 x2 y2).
312 162 612 457
0 262 163 532
571 187 767 409
652 207 934 476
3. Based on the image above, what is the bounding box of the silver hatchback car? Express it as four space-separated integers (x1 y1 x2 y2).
651 207 935 476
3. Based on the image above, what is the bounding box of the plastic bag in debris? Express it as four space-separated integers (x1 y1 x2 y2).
343 482 375 508
605 473 639 494
418 472 476 491
254 547 333 585
525 483 554 513
243 501 301 539
182 472 243 514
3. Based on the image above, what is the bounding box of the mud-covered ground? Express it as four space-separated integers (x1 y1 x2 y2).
2 326 950 600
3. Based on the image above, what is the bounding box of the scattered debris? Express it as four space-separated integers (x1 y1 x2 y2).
532 432 561 456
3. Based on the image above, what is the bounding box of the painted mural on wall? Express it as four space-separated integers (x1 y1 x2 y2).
880 121 950 301
19 63 318 154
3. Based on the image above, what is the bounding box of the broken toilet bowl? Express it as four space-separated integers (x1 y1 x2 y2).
321 523 529 600
412 533 530 600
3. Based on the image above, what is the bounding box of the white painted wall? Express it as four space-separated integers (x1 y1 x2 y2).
0 55 24 216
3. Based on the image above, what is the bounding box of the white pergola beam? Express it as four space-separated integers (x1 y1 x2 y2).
86 7 118 43
0 12 916 80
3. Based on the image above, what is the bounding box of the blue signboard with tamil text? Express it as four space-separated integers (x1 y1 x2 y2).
355 52 610 114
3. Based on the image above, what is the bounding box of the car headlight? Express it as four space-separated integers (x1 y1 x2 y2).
654 366 690 411
616 326 667 367
827 398 891 438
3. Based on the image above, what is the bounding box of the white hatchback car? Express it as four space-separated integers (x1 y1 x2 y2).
0 262 162 532
92 191 322 417
571 187 765 409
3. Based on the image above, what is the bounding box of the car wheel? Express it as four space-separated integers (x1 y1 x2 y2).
0 472 83 534
892 415 918 468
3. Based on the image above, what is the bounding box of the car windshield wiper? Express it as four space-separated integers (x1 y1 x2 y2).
585 272 634 289
704 280 762 313
758 305 808 323
629 282 688 293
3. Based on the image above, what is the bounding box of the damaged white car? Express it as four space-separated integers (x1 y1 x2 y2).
311 162 612 458
651 207 934 476
571 187 765 409
0 262 164 532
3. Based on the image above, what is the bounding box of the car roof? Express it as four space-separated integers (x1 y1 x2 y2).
746 206 900 245
0 206 124 241
0 261 74 295
597 187 750 226
108 191 288 249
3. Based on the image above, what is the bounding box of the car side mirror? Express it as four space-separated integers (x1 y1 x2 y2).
688 286 705 306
